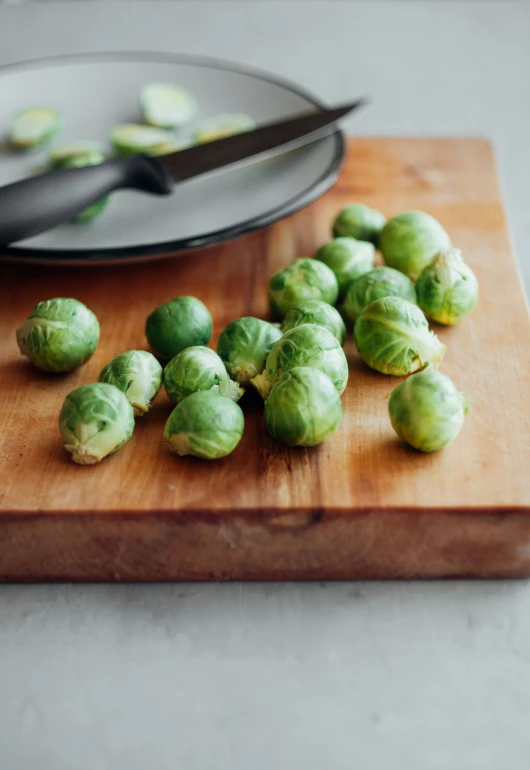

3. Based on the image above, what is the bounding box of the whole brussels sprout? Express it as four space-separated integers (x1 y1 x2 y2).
164 390 244 459
146 296 212 360
16 297 99 373
251 323 348 399
216 317 282 387
58 382 135 465
380 211 451 281
315 237 375 297
282 299 346 345
332 204 386 245
265 367 342 447
341 266 417 327
98 350 163 416
354 297 445 375
163 346 244 405
268 258 339 319
388 367 469 452
416 247 479 325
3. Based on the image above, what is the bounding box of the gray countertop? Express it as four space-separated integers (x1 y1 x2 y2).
1 3 529 769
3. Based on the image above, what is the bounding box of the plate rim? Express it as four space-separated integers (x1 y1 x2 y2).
0 50 345 263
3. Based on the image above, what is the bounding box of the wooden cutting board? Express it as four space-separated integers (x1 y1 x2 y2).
1 138 529 581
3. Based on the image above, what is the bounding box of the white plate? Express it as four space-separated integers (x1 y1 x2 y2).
0 52 344 264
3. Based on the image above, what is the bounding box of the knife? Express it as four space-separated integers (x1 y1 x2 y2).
0 99 365 247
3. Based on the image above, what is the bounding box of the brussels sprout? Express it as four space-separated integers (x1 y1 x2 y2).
388 367 469 452
149 140 189 156
59 382 135 465
380 211 451 281
98 350 163 416
194 114 255 144
332 204 386 245
354 297 445 376
265 367 342 447
8 107 61 150
315 237 375 297
163 346 244 405
140 81 197 129
164 390 244 459
16 297 100 373
146 296 212 360
341 266 417 327
58 151 109 222
416 247 479 325
251 323 348 400
216 317 283 387
109 124 178 157
47 142 104 169
281 300 346 345
268 258 339 319
67 196 108 223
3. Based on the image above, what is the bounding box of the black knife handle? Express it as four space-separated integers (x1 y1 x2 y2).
0 155 173 247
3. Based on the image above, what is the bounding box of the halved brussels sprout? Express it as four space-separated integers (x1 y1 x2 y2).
251 323 348 399
145 296 212 360
268 258 339 319
416 247 479 325
47 142 104 169
16 297 100 373
265 367 342 447
353 297 445 375
149 140 189 156
109 124 178 157
380 211 451 280
8 107 61 150
140 81 197 129
98 350 163 416
68 195 108 223
388 367 469 452
59 151 109 222
281 300 346 345
164 390 244 459
194 114 255 144
341 266 416 327
332 204 386 245
217 317 283 387
59 382 135 465
315 237 375 297
164 346 244 405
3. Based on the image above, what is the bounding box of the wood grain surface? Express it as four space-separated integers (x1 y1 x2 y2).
1 138 529 581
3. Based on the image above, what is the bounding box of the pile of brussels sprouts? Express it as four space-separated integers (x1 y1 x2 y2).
5 84 254 224
15 203 477 464
335 205 475 451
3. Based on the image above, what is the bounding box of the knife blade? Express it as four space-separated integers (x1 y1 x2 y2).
159 100 365 182
0 99 366 247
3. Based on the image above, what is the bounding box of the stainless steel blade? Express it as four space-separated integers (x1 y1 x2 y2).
158 100 366 183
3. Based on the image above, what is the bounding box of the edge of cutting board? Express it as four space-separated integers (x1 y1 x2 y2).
1 506 530 581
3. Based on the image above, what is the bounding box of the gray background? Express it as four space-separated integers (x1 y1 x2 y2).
1 3 529 770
